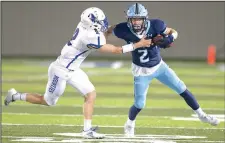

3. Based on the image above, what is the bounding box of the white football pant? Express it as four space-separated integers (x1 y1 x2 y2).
44 62 95 106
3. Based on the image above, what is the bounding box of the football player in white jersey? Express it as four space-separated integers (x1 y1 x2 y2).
4 7 152 139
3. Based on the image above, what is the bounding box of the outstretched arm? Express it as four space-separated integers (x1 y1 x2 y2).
104 25 116 39
99 36 152 54
98 44 123 54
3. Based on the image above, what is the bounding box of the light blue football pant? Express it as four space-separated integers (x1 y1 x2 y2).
134 61 187 109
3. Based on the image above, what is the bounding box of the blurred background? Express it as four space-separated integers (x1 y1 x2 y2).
1 1 225 60
1 2 225 143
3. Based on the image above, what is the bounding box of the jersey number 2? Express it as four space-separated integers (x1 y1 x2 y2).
138 49 149 63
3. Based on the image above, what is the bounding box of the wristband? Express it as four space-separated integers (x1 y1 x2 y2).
122 44 134 53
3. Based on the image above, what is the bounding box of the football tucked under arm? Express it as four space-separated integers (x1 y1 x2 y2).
152 35 174 49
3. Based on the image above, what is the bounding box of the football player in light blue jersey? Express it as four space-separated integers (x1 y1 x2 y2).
105 3 220 137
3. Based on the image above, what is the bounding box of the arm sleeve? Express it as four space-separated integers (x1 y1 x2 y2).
82 33 106 49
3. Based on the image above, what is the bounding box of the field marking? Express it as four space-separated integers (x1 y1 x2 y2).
172 114 225 122
172 117 225 122
3 135 176 143
191 114 225 118
3 135 225 143
2 123 224 130
2 74 47 82
3 112 225 122
2 132 208 143
218 64 225 72
176 140 225 143
2 112 172 118
12 138 54 142
54 132 206 139
3 104 225 111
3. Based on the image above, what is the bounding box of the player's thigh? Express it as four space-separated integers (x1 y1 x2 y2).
44 63 67 106
156 63 186 94
67 69 95 96
134 76 151 108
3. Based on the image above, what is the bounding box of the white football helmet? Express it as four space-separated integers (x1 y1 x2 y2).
80 7 108 33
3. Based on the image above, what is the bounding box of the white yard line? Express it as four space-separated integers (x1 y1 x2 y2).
2 112 171 118
3 135 224 143
4 104 225 111
3 112 225 124
3 134 224 143
191 114 225 118
172 117 225 122
3 112 225 122
176 140 225 143
171 114 225 122
2 74 47 82
2 123 224 130
1 134 207 143
2 135 176 143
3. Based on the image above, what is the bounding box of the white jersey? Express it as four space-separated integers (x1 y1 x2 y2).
55 22 106 70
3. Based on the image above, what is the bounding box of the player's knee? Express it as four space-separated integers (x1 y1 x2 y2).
176 80 187 94
44 99 57 106
39 96 48 106
43 95 57 106
85 90 96 102
134 99 146 109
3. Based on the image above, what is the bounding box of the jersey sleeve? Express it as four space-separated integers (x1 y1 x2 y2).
82 32 106 49
112 23 126 39
153 19 167 34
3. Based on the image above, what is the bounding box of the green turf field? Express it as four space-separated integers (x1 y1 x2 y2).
2 59 225 143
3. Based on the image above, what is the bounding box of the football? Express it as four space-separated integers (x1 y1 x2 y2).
152 35 164 44
152 35 173 48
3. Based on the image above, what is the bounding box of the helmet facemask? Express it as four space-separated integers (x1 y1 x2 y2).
126 3 148 34
128 17 146 33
